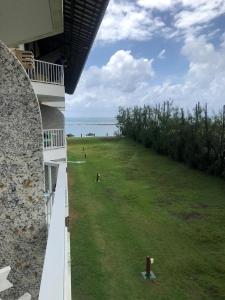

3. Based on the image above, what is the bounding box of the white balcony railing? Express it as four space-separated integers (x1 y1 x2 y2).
26 59 64 85
43 129 65 150
39 162 71 300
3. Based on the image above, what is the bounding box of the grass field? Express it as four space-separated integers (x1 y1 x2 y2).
68 137 225 300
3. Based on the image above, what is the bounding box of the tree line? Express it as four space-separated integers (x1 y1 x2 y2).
117 102 225 178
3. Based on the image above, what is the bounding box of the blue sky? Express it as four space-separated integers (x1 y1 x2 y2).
66 0 225 117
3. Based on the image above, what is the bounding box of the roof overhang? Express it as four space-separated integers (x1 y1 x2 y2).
27 0 110 95
63 0 110 94
0 0 63 47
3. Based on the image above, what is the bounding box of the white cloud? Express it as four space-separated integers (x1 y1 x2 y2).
181 35 225 100
174 0 225 29
83 50 154 93
146 34 225 109
97 0 165 42
66 50 154 116
97 0 225 43
157 49 166 59
138 0 225 30
67 36 225 117
137 0 175 11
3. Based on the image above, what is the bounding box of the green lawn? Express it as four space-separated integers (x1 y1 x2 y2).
68 137 225 300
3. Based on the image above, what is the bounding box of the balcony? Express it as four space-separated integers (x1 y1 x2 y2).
26 60 64 85
43 129 65 150
26 60 65 108
43 129 66 161
40 162 71 300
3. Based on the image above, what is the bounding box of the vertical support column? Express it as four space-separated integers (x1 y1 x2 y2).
48 165 52 222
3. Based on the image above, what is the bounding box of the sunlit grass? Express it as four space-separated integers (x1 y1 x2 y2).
68 137 225 300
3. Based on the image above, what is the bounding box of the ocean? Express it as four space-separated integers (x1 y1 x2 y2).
65 117 119 137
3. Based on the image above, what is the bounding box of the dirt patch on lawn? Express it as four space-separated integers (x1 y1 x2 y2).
104 187 115 200
175 211 202 221
70 209 79 224
124 167 139 180
154 196 177 206
191 203 208 209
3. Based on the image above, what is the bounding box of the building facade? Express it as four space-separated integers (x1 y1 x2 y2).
0 1 109 299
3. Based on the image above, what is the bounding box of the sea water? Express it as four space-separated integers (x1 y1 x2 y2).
65 117 119 137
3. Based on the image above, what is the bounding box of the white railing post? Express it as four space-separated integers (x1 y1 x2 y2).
50 131 53 149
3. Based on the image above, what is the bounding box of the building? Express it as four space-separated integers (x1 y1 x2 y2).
0 0 109 299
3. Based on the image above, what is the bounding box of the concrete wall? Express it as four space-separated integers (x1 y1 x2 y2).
40 104 64 129
0 41 47 299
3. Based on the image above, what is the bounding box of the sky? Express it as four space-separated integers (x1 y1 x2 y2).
66 0 225 118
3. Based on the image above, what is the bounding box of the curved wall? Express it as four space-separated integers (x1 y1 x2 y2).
40 104 64 129
0 41 47 299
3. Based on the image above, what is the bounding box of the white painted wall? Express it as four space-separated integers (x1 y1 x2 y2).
43 148 66 162
32 81 65 99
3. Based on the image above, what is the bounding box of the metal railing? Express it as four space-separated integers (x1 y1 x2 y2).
26 59 64 85
43 129 65 150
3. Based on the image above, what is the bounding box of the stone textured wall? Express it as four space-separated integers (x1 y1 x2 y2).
0 41 47 299
40 104 64 129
